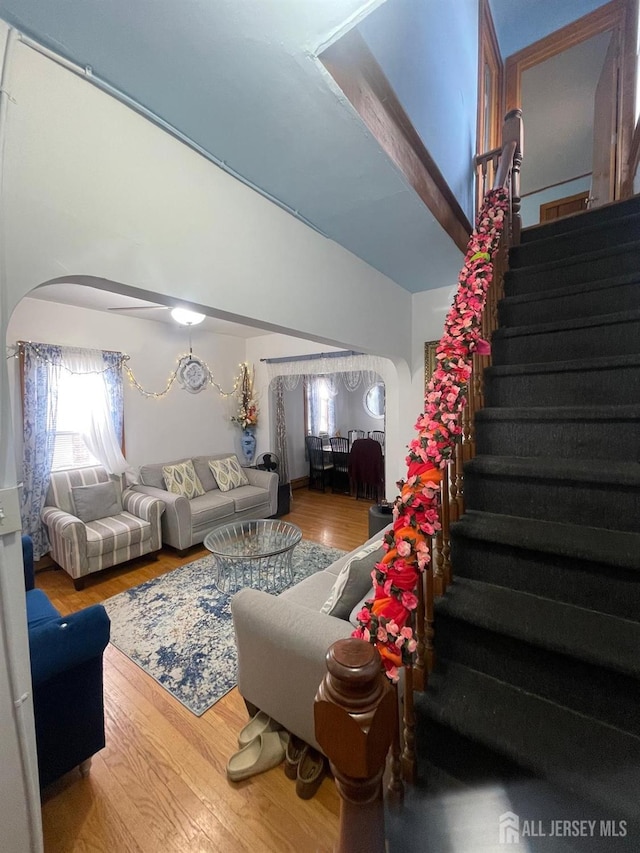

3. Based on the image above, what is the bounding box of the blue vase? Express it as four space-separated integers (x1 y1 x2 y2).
240 428 257 464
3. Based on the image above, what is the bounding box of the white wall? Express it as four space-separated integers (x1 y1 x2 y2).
411 282 457 414
340 382 384 437
7 299 247 472
3 37 412 366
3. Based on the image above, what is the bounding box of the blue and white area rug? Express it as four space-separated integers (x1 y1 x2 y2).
102 540 346 716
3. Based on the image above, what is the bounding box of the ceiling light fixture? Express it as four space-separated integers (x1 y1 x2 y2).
171 308 206 326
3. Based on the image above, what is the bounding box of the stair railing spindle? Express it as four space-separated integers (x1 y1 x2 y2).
441 466 452 586
413 570 427 690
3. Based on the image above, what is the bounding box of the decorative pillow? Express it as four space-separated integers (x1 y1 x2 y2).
72 480 123 523
162 460 205 499
321 540 384 620
208 456 249 492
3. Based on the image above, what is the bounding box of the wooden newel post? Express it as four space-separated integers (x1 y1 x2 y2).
315 638 396 853
502 108 524 246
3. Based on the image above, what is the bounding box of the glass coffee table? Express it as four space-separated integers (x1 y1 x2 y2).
204 518 302 594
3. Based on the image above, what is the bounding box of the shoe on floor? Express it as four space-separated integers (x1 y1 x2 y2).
237 710 283 748
296 747 326 799
226 731 287 783
284 735 308 780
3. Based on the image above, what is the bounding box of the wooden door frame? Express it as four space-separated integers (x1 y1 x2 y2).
477 0 504 156
504 0 639 199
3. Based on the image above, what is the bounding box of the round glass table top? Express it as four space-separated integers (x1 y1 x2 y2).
203 519 302 594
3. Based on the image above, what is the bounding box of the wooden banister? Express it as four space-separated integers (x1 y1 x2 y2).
317 111 523 840
477 108 524 246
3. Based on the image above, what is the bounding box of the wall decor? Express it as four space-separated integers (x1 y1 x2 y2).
176 355 210 394
363 381 385 419
424 340 439 392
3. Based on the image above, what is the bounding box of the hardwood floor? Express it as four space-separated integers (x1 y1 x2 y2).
35 488 373 852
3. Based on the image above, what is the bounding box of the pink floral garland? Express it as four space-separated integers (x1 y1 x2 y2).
352 188 510 681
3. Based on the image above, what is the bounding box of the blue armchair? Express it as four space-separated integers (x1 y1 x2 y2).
22 535 111 789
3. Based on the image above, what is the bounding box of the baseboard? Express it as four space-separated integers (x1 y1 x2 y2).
291 476 309 490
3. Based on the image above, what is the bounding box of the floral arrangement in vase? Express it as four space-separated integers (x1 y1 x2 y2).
231 362 258 431
352 188 510 682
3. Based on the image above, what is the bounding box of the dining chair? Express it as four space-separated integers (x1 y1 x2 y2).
305 435 333 492
369 430 385 452
329 436 350 494
349 438 385 502
348 429 365 449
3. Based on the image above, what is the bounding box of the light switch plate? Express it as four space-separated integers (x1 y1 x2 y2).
0 486 22 535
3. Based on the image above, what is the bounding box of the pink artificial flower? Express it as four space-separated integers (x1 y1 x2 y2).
385 665 400 683
401 591 418 610
356 607 371 625
396 540 411 557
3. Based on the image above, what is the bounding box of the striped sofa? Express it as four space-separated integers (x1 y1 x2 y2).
42 466 165 589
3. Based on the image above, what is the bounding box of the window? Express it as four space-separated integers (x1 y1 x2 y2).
20 341 127 558
305 375 336 436
50 369 103 471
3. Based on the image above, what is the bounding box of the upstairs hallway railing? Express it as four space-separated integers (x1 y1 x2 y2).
314 109 523 852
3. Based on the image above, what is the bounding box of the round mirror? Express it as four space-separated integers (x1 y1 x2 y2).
363 382 385 419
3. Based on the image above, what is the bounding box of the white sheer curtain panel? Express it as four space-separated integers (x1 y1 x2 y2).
60 348 130 476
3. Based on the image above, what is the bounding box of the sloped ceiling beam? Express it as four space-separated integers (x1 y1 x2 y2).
321 28 472 253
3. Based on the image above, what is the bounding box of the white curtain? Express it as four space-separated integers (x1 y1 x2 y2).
305 375 336 436
60 348 130 476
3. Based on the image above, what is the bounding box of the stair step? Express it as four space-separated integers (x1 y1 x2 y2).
435 577 640 681
463 456 640 533
451 510 640 571
435 582 640 738
492 308 640 365
418 662 640 818
504 240 640 297
521 195 640 244
484 353 640 407
474 405 640 460
511 212 640 269
499 271 640 327
388 719 639 853
451 511 640 621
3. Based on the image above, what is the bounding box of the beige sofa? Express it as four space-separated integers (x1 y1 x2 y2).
132 454 278 552
231 527 390 752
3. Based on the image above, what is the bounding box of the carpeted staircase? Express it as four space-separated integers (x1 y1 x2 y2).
389 197 640 852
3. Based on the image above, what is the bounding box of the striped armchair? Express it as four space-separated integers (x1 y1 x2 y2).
42 466 165 589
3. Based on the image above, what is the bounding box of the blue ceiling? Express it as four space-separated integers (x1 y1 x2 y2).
0 1 609 294
489 0 608 58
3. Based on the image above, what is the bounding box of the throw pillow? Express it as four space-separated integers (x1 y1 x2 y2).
208 456 249 492
162 460 205 499
72 480 123 523
321 540 384 620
